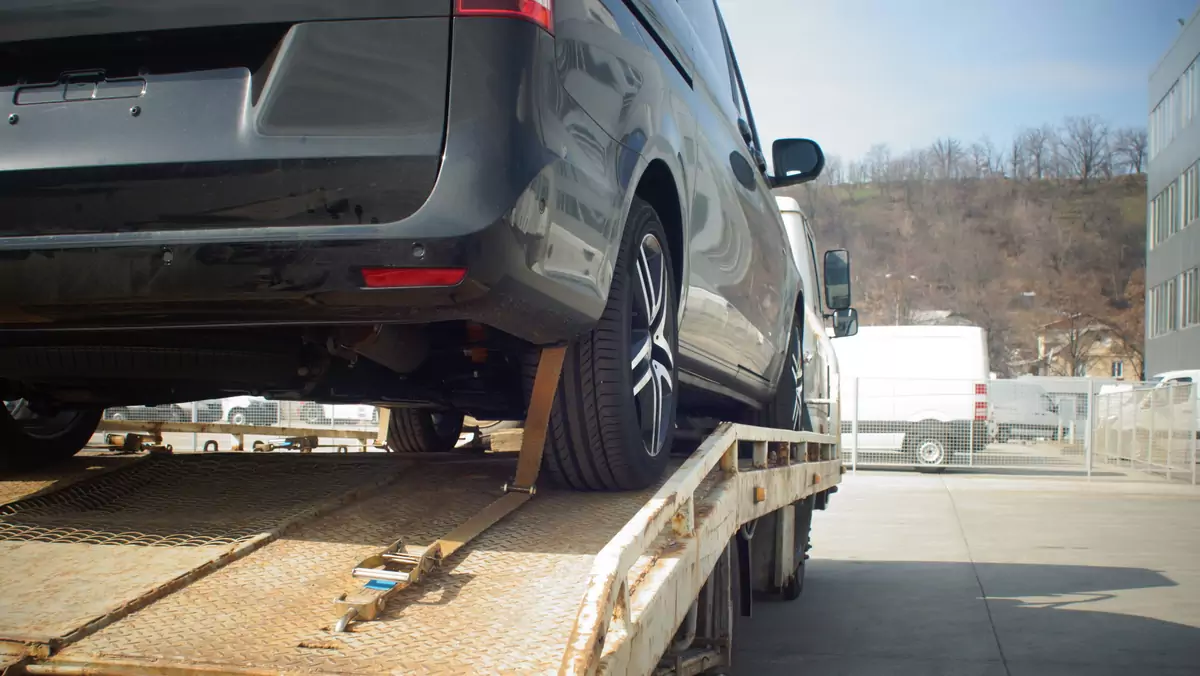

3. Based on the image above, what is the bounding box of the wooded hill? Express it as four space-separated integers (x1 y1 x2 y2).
777 173 1146 378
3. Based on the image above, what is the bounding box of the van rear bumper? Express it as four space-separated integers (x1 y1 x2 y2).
0 19 614 345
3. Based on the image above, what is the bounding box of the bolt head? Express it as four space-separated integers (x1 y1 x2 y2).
7 114 17 125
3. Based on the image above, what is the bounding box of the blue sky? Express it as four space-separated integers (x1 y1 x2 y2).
721 0 1199 162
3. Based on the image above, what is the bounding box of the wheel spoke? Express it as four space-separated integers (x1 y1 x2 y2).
630 233 674 458
631 332 652 371
635 248 657 321
633 360 653 396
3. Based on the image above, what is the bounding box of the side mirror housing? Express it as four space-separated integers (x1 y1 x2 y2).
771 138 825 188
832 308 859 338
823 249 852 310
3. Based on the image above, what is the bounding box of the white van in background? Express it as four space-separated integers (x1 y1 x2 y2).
835 325 989 466
987 380 1059 442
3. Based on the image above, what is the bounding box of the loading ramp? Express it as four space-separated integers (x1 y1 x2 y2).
0 423 840 675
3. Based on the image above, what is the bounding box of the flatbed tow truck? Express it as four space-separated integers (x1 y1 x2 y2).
0 342 842 676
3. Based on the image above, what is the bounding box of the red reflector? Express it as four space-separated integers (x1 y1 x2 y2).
974 413 988 421
455 0 553 33
975 384 987 395
975 401 988 409
361 268 466 288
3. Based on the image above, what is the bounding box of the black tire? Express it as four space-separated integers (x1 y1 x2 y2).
227 407 249 426
0 402 103 471
537 197 678 491
904 420 949 467
387 408 464 453
761 312 811 432
107 408 129 421
780 496 815 601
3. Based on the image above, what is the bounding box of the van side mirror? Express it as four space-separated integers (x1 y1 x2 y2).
832 308 858 338
771 138 825 188
823 249 852 310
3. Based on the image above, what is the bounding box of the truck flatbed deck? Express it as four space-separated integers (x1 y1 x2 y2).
0 423 840 676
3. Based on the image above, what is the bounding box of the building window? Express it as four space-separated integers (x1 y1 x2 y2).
1151 180 1181 246
1149 279 1180 338
1184 268 1200 328
1111 361 1124 378
1188 162 1200 229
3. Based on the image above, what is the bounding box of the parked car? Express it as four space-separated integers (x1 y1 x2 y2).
214 397 280 427
0 0 843 488
987 380 1059 443
103 404 191 423
835 326 990 466
297 403 378 427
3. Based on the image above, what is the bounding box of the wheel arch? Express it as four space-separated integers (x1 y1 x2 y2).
631 159 685 298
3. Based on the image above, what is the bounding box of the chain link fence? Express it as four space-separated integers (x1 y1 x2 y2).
1093 382 1198 484
98 399 381 453
839 377 1090 470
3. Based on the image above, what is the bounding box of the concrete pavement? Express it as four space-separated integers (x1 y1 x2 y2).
734 470 1200 675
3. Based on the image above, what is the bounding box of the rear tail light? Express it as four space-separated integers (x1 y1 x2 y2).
974 383 989 421
361 267 466 288
455 0 554 34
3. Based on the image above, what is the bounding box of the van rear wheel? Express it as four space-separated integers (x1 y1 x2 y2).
0 401 102 471
535 197 677 491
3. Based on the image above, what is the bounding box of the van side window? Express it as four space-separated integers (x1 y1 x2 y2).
676 0 739 117
716 5 766 166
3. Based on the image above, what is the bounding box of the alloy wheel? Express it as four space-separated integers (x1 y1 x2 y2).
789 326 804 430
630 233 674 458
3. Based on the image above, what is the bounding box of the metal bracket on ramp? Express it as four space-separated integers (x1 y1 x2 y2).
332 345 566 632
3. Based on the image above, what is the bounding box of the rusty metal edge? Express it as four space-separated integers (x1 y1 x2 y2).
558 425 839 676
599 460 843 674
24 656 311 675
14 459 415 661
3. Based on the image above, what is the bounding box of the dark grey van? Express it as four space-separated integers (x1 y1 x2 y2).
0 0 851 489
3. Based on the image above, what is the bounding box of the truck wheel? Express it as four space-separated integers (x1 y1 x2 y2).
536 197 677 491
0 401 103 471
761 313 811 432
904 420 948 467
387 408 463 453
107 407 129 421
780 496 815 601
915 437 947 465
228 408 249 426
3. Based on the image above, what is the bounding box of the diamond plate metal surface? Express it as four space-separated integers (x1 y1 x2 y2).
0 454 399 546
52 460 670 675
0 453 142 506
0 454 410 646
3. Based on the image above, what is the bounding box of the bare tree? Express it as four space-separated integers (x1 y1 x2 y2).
1010 135 1025 178
1020 126 1050 179
847 160 868 184
865 143 892 184
1112 127 1148 174
819 154 844 186
1060 115 1111 184
930 137 963 180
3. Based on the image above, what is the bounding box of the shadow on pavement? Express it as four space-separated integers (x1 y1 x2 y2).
734 559 1198 676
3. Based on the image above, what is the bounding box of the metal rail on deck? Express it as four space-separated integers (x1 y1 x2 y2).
560 423 840 676
94 418 388 453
